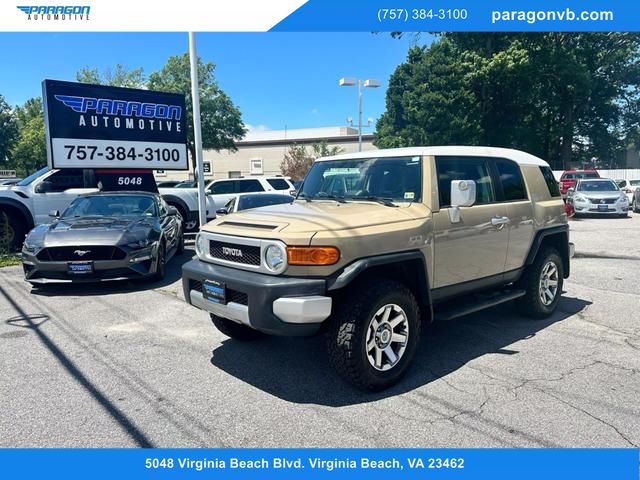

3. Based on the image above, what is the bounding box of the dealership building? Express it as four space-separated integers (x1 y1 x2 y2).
154 126 376 182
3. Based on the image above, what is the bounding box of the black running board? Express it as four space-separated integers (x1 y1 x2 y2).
434 289 526 322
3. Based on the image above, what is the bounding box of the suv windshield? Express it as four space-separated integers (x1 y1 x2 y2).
299 156 422 203
577 180 619 192
62 195 158 218
17 167 48 186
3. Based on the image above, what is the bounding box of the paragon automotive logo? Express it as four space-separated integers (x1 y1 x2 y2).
17 5 90 21
54 95 183 133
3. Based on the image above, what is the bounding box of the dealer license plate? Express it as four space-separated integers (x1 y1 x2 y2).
67 261 94 274
597 204 609 211
202 280 226 305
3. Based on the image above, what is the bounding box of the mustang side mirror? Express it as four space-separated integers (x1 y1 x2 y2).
48 209 60 218
216 208 229 215
448 180 476 224
166 206 179 217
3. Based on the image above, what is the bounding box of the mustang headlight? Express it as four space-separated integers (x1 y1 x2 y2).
264 244 286 273
127 239 152 249
195 233 208 258
22 237 40 254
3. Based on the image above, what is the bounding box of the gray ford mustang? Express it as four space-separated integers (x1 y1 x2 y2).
21 191 184 284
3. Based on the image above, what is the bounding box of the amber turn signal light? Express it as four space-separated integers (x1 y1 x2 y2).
287 246 340 265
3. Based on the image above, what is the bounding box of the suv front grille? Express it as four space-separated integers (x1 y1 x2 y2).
209 240 261 266
37 246 126 262
587 197 617 204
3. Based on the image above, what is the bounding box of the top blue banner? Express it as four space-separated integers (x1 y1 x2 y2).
271 0 639 31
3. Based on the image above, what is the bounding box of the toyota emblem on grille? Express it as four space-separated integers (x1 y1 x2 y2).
73 249 91 256
222 246 243 257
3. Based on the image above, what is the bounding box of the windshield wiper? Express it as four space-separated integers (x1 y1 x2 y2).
347 196 398 207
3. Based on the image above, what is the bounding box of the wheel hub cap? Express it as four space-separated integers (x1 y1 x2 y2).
539 261 559 306
366 304 410 372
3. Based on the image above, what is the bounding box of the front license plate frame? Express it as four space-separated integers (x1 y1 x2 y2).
202 279 227 305
67 261 94 274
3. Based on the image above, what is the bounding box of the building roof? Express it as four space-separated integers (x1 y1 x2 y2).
240 126 374 145
317 146 550 167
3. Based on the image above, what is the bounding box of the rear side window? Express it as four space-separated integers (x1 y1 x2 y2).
436 156 495 207
209 181 235 195
239 179 264 193
267 178 290 190
539 167 561 197
495 159 527 201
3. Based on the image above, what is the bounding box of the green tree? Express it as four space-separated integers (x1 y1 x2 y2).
147 53 246 171
0 95 18 169
76 64 146 88
377 33 640 169
10 97 46 176
280 141 343 180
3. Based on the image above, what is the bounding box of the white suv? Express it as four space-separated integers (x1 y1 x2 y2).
205 176 295 209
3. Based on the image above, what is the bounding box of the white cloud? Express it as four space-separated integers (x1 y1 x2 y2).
245 123 270 132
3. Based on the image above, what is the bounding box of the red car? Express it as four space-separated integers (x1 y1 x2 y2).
559 169 599 196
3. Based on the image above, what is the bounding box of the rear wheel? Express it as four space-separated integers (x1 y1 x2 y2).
210 314 264 341
327 279 421 391
0 211 26 251
516 248 563 318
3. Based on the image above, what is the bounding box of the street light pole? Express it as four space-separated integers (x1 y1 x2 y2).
339 77 381 152
188 32 207 228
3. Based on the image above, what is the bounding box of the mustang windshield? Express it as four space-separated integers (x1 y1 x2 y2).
62 195 158 218
299 156 422 203
577 180 619 192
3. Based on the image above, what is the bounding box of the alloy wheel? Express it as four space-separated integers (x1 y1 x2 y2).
539 261 559 306
365 304 409 371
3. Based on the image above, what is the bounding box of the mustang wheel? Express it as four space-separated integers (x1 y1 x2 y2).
327 279 421 391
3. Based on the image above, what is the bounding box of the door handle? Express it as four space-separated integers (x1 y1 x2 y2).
491 216 510 226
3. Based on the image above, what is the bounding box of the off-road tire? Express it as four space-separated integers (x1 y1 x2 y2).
327 278 421 391
210 314 265 341
516 247 564 319
0 211 26 252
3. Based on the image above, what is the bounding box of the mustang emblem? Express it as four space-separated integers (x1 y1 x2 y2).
73 249 91 257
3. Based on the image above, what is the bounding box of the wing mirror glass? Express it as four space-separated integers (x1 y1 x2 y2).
48 209 60 218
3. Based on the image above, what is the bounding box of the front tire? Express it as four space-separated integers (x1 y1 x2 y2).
210 314 264 341
516 248 564 319
327 279 421 391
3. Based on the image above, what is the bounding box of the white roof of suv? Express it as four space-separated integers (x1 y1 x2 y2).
317 146 550 167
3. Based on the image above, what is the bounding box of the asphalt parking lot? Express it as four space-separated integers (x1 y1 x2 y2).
1 215 639 448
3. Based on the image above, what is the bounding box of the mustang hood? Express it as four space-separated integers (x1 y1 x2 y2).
34 217 155 247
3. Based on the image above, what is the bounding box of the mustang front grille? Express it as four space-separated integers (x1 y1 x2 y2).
37 246 127 262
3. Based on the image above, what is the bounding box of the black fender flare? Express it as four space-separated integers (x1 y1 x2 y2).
525 225 570 278
326 250 433 318
0 198 34 230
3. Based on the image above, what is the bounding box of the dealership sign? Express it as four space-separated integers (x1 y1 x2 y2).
43 79 188 170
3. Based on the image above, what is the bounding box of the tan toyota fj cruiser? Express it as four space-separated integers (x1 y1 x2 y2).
182 147 573 390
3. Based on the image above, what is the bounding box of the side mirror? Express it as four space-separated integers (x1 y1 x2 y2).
216 208 229 215
48 209 60 218
451 180 476 207
36 181 53 193
166 206 179 217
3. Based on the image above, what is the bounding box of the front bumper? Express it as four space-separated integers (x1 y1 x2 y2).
22 245 159 284
182 258 332 336
573 201 628 215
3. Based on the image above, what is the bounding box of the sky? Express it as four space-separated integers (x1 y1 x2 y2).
0 32 429 133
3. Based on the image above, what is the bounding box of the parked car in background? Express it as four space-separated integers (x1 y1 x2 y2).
559 169 599 196
22 192 184 284
567 178 629 217
204 176 296 209
563 200 575 218
616 179 640 205
175 181 197 188
0 178 22 186
157 180 182 188
216 193 295 215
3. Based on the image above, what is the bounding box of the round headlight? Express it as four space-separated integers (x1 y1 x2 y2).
264 244 286 273
195 233 207 258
